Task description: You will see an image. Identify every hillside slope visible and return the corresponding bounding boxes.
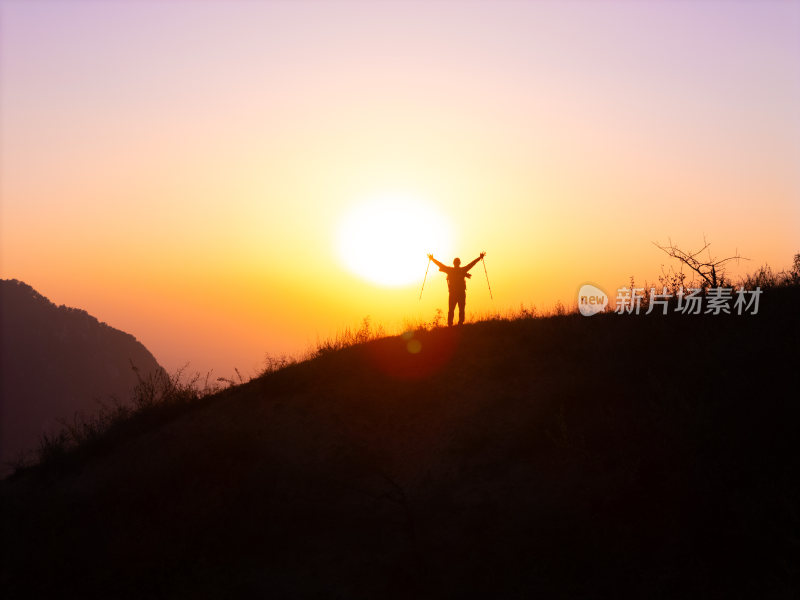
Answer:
[0,280,163,472]
[2,289,799,598]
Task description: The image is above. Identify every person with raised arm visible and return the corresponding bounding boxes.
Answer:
[427,252,486,326]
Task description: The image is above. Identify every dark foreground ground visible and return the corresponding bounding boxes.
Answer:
[2,288,799,599]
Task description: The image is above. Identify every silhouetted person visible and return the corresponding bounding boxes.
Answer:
[427,252,486,326]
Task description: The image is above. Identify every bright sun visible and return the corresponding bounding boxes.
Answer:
[337,194,453,287]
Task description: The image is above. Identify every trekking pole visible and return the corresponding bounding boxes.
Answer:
[481,253,493,300]
[419,257,431,300]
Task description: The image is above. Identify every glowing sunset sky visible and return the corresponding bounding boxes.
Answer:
[2,0,798,377]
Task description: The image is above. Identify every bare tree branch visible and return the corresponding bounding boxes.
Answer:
[653,238,749,288]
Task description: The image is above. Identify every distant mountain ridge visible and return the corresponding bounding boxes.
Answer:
[0,279,163,471]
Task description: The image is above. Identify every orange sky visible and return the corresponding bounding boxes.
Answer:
[2,1,798,377]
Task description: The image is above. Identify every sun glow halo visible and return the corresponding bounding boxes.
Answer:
[337,195,452,287]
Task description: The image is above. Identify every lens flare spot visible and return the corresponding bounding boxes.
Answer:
[406,339,422,354]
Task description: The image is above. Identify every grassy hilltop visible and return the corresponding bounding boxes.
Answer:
[2,287,799,599]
